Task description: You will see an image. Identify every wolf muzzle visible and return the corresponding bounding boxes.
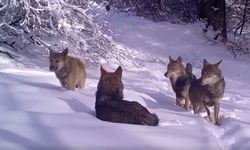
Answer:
[164,72,169,78]
[49,65,57,71]
[201,77,207,86]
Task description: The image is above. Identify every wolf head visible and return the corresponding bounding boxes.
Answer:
[201,59,223,86]
[97,66,124,101]
[164,56,185,78]
[100,66,122,80]
[185,63,193,75]
[49,48,68,72]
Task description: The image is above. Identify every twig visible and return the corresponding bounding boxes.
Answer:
[2,41,18,51]
[0,50,16,59]
[239,0,248,35]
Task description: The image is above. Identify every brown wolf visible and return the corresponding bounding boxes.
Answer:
[95,66,159,126]
[189,59,225,125]
[49,48,86,90]
[164,56,195,110]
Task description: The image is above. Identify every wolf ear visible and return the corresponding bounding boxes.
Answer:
[62,48,69,57]
[215,59,222,68]
[100,66,107,76]
[49,49,54,56]
[169,56,173,62]
[177,56,182,63]
[203,59,209,66]
[115,66,122,78]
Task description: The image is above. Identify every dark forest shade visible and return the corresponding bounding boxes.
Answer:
[197,0,227,40]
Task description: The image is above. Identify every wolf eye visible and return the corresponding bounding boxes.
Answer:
[56,60,59,63]
[206,72,211,77]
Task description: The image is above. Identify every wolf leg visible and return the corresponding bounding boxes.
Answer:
[79,76,86,89]
[214,103,220,125]
[184,96,191,110]
[176,96,185,108]
[65,77,76,90]
[67,83,75,90]
[58,79,65,87]
[204,104,212,122]
[175,96,181,107]
[193,103,199,114]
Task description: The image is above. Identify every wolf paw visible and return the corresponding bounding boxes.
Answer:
[61,87,67,91]
[184,105,191,111]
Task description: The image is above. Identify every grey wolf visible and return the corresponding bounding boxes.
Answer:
[95,66,159,126]
[189,59,225,125]
[49,48,86,90]
[164,56,195,110]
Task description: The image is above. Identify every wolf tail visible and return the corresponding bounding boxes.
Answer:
[95,99,159,126]
[185,63,196,80]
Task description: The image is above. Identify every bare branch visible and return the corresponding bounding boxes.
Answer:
[0,50,16,59]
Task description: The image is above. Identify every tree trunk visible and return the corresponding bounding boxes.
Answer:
[197,0,227,40]
[239,0,249,35]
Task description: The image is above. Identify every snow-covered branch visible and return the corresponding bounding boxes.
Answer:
[0,0,139,66]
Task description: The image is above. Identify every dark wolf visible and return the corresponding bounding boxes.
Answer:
[164,56,195,110]
[95,66,159,126]
[189,59,225,125]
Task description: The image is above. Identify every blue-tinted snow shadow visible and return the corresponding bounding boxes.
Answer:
[0,128,45,150]
[123,74,186,112]
[0,113,70,150]
[220,117,250,149]
[27,113,70,150]
[125,82,185,112]
[60,97,96,116]
[0,72,61,91]
[24,81,61,91]
[140,91,185,112]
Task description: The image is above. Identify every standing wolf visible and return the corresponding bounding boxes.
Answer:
[95,66,159,126]
[49,48,86,90]
[189,59,225,125]
[164,56,195,110]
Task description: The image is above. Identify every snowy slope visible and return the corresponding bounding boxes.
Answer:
[0,4,250,150]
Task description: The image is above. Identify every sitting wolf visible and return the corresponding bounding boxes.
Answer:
[189,59,225,125]
[95,66,159,126]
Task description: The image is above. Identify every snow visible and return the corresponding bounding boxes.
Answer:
[0,4,250,150]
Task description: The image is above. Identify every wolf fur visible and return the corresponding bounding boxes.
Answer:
[186,63,196,80]
[95,66,159,126]
[189,59,225,125]
[164,56,195,110]
[49,48,86,90]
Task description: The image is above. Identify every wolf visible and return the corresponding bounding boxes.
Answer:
[164,56,195,110]
[185,63,196,80]
[95,66,159,126]
[189,59,225,125]
[49,48,86,90]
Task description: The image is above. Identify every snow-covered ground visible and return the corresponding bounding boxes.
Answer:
[0,4,250,150]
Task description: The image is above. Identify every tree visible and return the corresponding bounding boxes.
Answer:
[100,0,197,22]
[0,0,141,67]
[197,0,227,40]
[226,0,250,57]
